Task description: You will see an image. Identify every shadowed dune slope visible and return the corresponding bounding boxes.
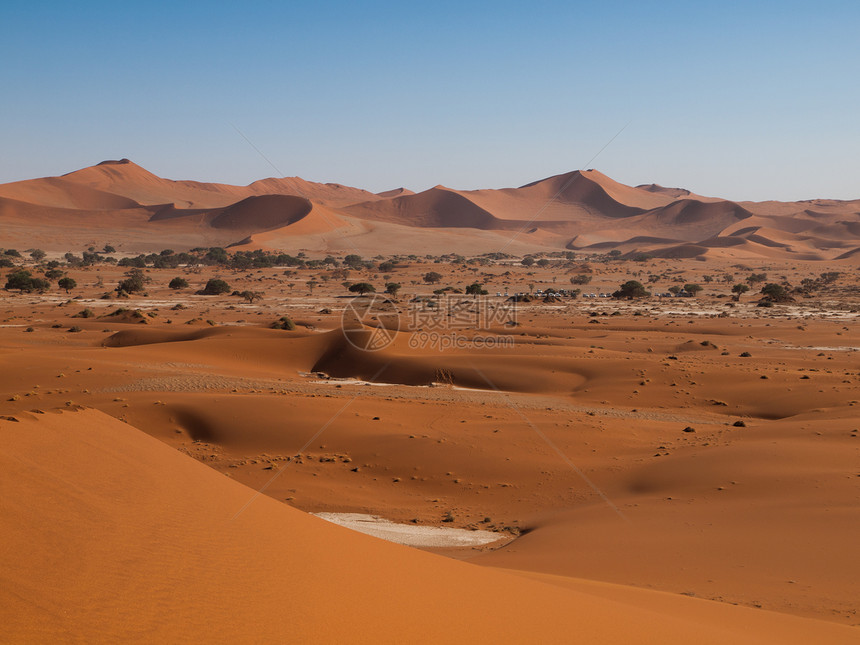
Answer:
[2,408,856,644]
[519,169,668,212]
[208,194,313,230]
[343,186,514,229]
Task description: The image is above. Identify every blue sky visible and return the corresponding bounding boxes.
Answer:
[2,1,858,200]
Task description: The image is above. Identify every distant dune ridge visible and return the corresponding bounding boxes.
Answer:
[0,159,858,259]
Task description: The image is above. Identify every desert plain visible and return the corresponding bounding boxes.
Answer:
[1,160,859,643]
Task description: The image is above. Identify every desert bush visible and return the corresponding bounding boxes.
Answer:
[200,278,231,295]
[4,269,50,293]
[759,283,793,303]
[117,268,147,294]
[612,280,650,299]
[684,283,703,296]
[240,290,264,303]
[348,282,375,295]
[272,316,296,330]
[423,271,442,284]
[58,277,77,293]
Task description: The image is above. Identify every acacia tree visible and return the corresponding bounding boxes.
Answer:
[241,290,264,303]
[423,271,442,284]
[760,283,793,303]
[684,283,703,296]
[385,282,401,297]
[58,277,77,294]
[348,282,375,295]
[5,269,49,292]
[612,280,650,299]
[200,278,230,295]
[465,282,488,295]
[117,268,148,294]
[731,283,750,299]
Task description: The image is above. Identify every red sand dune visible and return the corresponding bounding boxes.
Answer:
[2,408,856,643]
[0,159,859,259]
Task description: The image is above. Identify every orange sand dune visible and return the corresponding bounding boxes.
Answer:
[1,261,859,637]
[522,169,682,210]
[375,187,415,198]
[5,408,855,643]
[60,159,246,209]
[0,411,855,643]
[60,159,382,210]
[2,159,859,257]
[209,194,313,230]
[0,176,142,210]
[247,176,381,208]
[344,185,514,229]
[633,199,752,237]
[474,422,860,625]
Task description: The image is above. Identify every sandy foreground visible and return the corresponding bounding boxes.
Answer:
[1,408,857,644]
[0,253,858,643]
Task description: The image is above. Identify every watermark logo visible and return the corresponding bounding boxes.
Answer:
[341,294,400,351]
[342,294,517,352]
[408,330,516,351]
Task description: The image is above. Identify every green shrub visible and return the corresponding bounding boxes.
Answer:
[201,278,230,295]
[272,316,296,331]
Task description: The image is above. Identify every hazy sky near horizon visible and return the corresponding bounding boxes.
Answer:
[2,1,858,201]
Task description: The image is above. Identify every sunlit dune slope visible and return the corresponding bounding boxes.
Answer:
[4,409,855,643]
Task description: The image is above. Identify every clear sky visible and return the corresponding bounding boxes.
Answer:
[2,0,858,201]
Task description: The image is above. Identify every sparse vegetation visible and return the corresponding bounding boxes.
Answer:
[240,290,264,303]
[612,280,650,299]
[4,269,50,293]
[348,282,375,295]
[271,316,296,330]
[58,277,77,294]
[201,278,231,295]
[465,282,488,295]
[423,271,442,284]
[117,268,148,294]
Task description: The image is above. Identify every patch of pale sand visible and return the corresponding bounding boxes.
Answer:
[312,512,503,547]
